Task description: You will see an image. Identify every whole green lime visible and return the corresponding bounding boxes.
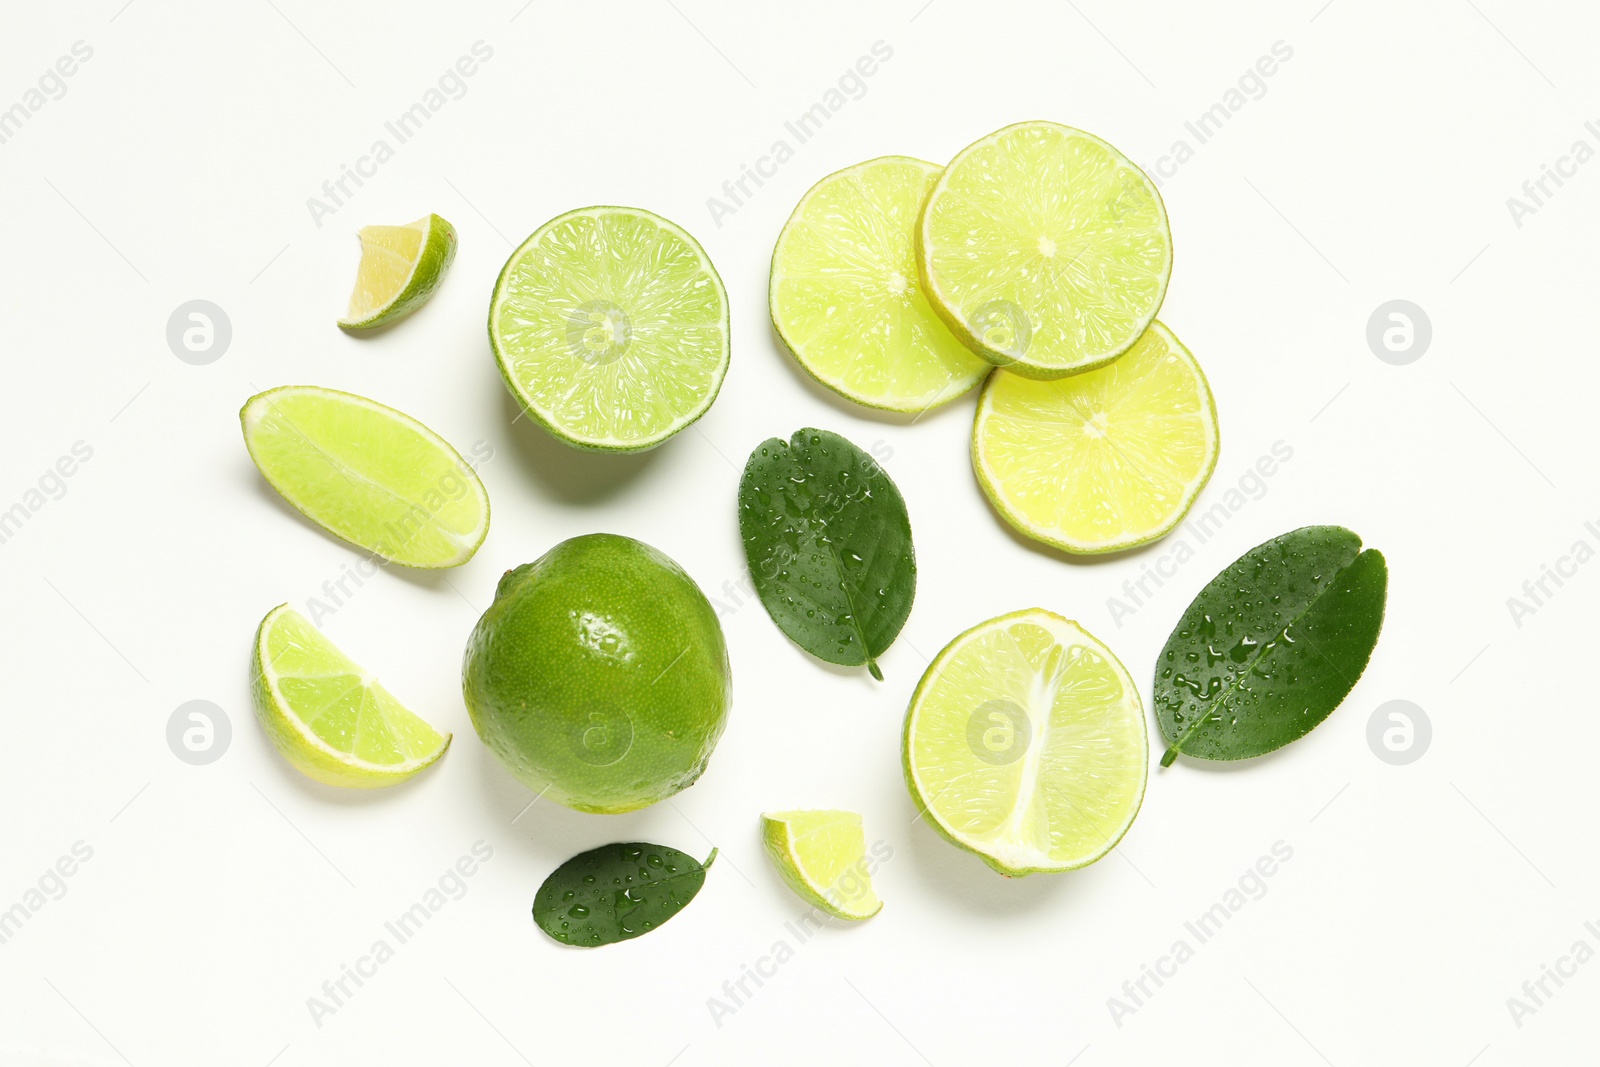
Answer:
[462,533,732,813]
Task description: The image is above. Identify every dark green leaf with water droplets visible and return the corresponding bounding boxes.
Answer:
[738,428,916,680]
[1155,525,1386,766]
[533,842,716,947]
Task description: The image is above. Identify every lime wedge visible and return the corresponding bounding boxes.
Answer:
[770,157,990,412]
[251,605,450,787]
[760,810,882,919]
[918,121,1171,379]
[903,609,1147,876]
[972,321,1218,554]
[338,214,457,330]
[490,206,729,452]
[241,385,489,568]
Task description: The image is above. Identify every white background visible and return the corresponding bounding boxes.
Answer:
[0,1,1594,1064]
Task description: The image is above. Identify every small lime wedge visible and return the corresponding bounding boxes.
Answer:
[918,121,1171,379]
[490,206,729,452]
[241,385,489,568]
[972,321,1218,554]
[338,213,457,330]
[760,810,882,919]
[770,157,990,412]
[903,609,1147,876]
[252,605,450,787]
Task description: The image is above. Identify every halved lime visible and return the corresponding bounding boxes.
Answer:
[338,214,457,330]
[760,810,882,919]
[252,605,450,787]
[918,121,1171,379]
[489,206,729,452]
[770,157,990,412]
[903,609,1146,876]
[972,321,1218,554]
[241,385,489,568]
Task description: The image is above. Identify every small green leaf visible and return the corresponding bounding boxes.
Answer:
[533,842,716,947]
[738,428,916,680]
[1154,525,1387,765]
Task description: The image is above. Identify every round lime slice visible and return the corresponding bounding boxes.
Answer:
[918,121,1172,379]
[252,605,451,788]
[338,213,457,330]
[770,157,990,412]
[972,320,1218,554]
[489,206,730,452]
[903,609,1147,876]
[760,810,882,920]
[241,385,489,568]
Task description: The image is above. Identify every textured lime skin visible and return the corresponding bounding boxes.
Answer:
[339,213,457,331]
[462,534,732,813]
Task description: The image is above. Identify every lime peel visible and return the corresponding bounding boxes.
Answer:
[339,213,457,330]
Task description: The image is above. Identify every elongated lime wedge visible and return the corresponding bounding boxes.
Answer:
[903,609,1147,876]
[339,214,457,330]
[490,206,729,452]
[972,321,1218,554]
[252,605,450,787]
[770,157,990,412]
[241,385,489,568]
[918,121,1171,379]
[760,810,882,920]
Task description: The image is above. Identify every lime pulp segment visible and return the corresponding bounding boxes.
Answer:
[972,321,1218,554]
[770,157,990,412]
[252,605,450,787]
[903,609,1147,875]
[340,213,457,330]
[241,385,490,569]
[490,206,730,452]
[761,810,882,919]
[918,121,1172,379]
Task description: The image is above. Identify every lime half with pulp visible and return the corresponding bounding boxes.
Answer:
[903,608,1147,876]
[490,206,730,452]
[918,121,1171,379]
[252,605,450,787]
[771,157,989,412]
[972,320,1218,554]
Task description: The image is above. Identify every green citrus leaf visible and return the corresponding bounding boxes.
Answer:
[1154,525,1387,765]
[533,842,716,948]
[737,428,916,680]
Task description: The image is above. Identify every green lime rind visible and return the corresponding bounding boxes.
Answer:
[489,205,731,453]
[760,810,882,920]
[241,385,490,569]
[971,321,1219,556]
[918,121,1172,380]
[902,608,1148,877]
[338,213,457,331]
[251,604,450,788]
[770,156,990,413]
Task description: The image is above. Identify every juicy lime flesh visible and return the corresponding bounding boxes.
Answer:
[921,122,1171,375]
[975,321,1217,553]
[763,810,881,917]
[462,534,731,813]
[906,611,1146,874]
[257,607,447,773]
[347,219,424,320]
[242,386,488,568]
[771,157,989,411]
[491,208,729,450]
